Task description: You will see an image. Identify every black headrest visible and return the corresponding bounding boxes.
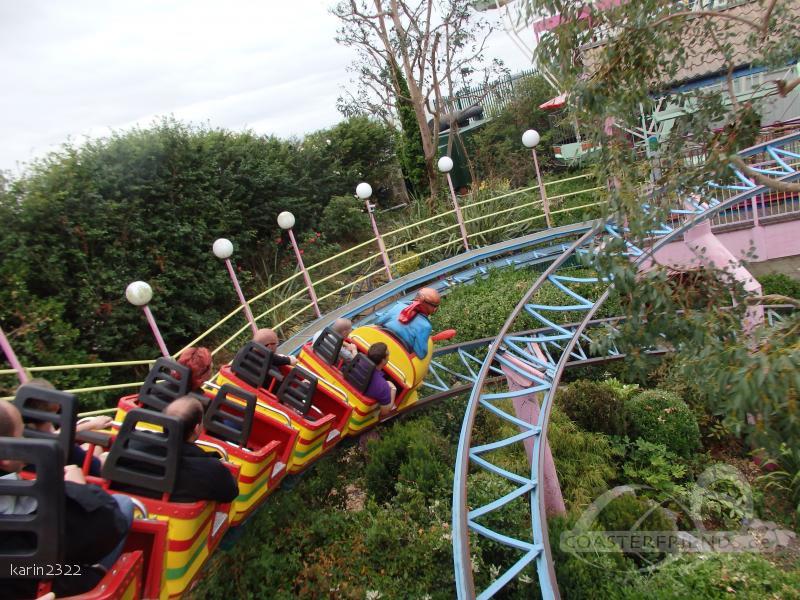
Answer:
[14,385,77,465]
[0,438,65,565]
[203,384,257,447]
[276,367,318,417]
[231,342,273,389]
[138,358,191,412]
[102,408,183,495]
[312,327,344,366]
[342,353,377,395]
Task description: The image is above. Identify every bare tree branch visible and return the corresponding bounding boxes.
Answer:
[728,155,800,193]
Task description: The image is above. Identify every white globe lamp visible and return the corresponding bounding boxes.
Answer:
[125,281,153,306]
[356,182,373,199]
[212,238,234,259]
[277,211,296,230]
[522,129,541,148]
[438,156,454,173]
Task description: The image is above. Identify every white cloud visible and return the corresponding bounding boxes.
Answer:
[1,0,537,174]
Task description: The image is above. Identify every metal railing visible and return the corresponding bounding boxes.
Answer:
[2,137,796,405]
[0,173,603,403]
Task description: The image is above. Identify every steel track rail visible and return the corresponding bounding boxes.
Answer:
[451,131,800,600]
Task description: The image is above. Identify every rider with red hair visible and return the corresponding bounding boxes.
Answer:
[374,287,441,359]
[177,346,213,392]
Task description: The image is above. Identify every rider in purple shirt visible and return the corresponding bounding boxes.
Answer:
[364,343,397,417]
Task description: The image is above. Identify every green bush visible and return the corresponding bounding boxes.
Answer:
[547,512,638,599]
[556,380,626,436]
[319,195,371,243]
[596,492,675,566]
[549,407,619,508]
[616,553,800,600]
[625,390,701,458]
[393,250,421,277]
[364,417,453,504]
[621,438,689,498]
[757,272,800,299]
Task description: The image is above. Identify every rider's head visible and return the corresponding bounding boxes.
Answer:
[416,287,441,316]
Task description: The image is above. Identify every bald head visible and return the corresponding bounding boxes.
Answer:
[253,328,278,349]
[416,287,441,316]
[332,318,353,338]
[0,401,23,439]
[164,396,204,442]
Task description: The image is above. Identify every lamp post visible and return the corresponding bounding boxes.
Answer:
[126,280,170,358]
[438,156,470,251]
[357,182,393,281]
[0,326,29,384]
[213,238,257,336]
[522,129,552,229]
[278,211,321,318]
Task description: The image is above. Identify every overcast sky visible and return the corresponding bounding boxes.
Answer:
[0,0,537,175]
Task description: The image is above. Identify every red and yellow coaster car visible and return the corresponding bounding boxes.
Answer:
[100,408,238,600]
[112,358,299,526]
[297,324,455,433]
[213,342,352,474]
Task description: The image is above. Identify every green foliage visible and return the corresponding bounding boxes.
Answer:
[431,265,615,343]
[1,116,401,403]
[556,380,626,436]
[319,195,371,243]
[686,463,754,530]
[549,407,619,509]
[602,377,640,401]
[595,492,675,566]
[547,512,638,599]
[468,75,556,186]
[625,390,700,458]
[301,116,400,206]
[759,443,800,519]
[616,553,800,600]
[758,272,800,300]
[392,250,421,277]
[620,439,689,497]
[394,64,427,197]
[364,417,453,504]
[431,267,536,341]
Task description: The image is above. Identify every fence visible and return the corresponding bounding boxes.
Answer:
[440,69,540,117]
[2,138,797,407]
[0,172,602,405]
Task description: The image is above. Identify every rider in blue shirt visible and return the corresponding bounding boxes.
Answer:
[374,287,441,359]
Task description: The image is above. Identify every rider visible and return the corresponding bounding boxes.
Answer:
[374,287,441,359]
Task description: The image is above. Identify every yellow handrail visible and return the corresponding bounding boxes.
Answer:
[381,208,458,239]
[2,176,606,409]
[385,222,463,253]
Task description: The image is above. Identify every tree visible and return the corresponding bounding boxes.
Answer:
[0,117,394,395]
[467,74,555,186]
[526,0,800,500]
[333,0,498,204]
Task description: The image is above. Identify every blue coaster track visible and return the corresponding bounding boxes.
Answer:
[451,132,800,600]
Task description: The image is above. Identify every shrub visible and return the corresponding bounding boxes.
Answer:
[393,250,420,277]
[757,272,800,299]
[595,492,676,566]
[548,407,619,508]
[625,389,701,458]
[602,378,640,401]
[556,380,626,436]
[616,553,800,600]
[319,195,371,242]
[547,512,638,599]
[364,417,452,504]
[621,438,689,498]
